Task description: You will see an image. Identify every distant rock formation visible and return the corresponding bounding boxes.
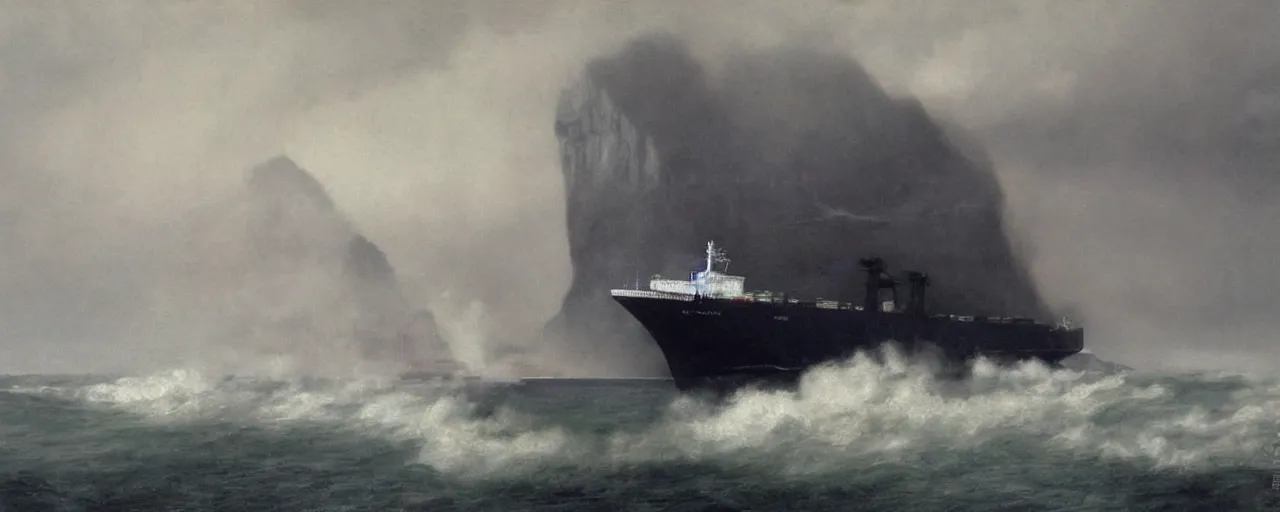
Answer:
[546,34,1047,375]
[237,156,460,375]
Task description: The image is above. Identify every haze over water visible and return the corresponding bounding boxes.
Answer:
[3,1,1279,510]
[2,0,1277,377]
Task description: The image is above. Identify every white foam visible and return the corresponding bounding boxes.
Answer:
[51,348,1280,477]
[628,349,1280,473]
[78,369,220,417]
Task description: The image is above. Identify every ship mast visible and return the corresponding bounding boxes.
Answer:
[704,241,730,273]
[705,241,716,274]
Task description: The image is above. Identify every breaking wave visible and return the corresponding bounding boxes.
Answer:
[30,348,1280,479]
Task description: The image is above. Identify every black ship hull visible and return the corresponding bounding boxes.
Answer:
[614,295,1084,392]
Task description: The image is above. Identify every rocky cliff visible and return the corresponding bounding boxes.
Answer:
[237,156,460,374]
[547,35,1047,376]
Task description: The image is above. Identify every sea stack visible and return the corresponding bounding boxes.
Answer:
[240,156,460,375]
[546,34,1046,375]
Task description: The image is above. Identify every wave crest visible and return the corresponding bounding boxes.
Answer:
[44,349,1280,477]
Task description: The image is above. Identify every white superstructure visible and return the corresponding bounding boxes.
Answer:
[612,241,746,300]
[609,240,866,310]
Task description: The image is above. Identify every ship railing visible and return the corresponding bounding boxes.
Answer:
[981,316,1038,325]
[609,289,696,301]
[933,314,1041,325]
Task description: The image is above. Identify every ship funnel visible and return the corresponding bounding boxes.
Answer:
[906,271,929,317]
[860,257,897,312]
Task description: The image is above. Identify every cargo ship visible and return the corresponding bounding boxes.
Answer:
[610,241,1084,391]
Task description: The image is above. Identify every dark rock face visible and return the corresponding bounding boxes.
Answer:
[241,156,459,374]
[548,35,1047,376]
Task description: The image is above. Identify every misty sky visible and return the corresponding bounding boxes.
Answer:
[0,0,1276,375]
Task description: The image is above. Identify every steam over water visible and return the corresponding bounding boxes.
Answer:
[3,349,1280,510]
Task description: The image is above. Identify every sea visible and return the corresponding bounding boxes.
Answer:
[3,350,1280,511]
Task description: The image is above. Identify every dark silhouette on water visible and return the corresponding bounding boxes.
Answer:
[611,241,1084,392]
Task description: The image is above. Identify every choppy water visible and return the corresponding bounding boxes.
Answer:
[3,350,1280,511]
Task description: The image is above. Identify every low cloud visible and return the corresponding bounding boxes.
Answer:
[0,0,1274,375]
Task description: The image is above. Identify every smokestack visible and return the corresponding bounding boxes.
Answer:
[859,257,885,312]
[906,271,929,317]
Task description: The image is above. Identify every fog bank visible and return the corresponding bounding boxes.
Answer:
[1,1,1275,375]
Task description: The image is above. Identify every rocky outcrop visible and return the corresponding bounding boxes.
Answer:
[547,35,1047,375]
[542,69,670,375]
[238,156,460,374]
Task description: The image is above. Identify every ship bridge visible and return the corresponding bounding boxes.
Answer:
[612,241,745,300]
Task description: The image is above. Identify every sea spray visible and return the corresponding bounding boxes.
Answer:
[44,349,1280,478]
